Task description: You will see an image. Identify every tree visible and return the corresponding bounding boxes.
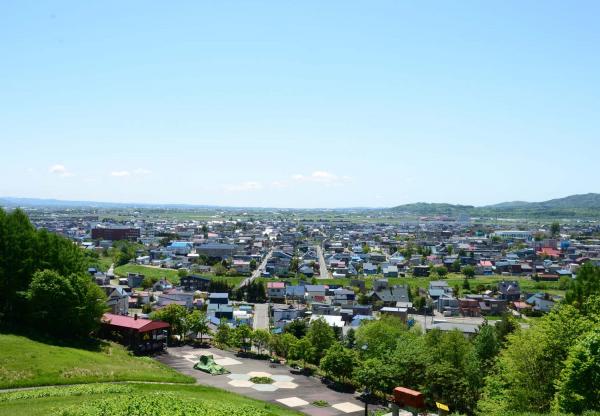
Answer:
[186,310,211,343]
[245,280,266,303]
[495,313,518,345]
[306,317,336,362]
[473,323,499,370]
[252,329,271,355]
[424,329,481,415]
[0,209,88,326]
[553,328,600,414]
[354,357,391,395]
[386,330,429,392]
[284,319,308,338]
[320,343,357,382]
[270,333,297,358]
[288,337,315,368]
[141,276,158,289]
[462,277,471,291]
[478,305,591,414]
[345,327,356,348]
[151,304,188,339]
[233,324,253,352]
[565,262,600,307]
[213,263,227,276]
[208,279,232,294]
[355,315,407,359]
[462,265,476,278]
[550,221,560,237]
[27,270,107,338]
[433,266,448,278]
[214,319,231,347]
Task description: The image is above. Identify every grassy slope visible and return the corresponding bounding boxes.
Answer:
[0,383,302,416]
[0,334,194,388]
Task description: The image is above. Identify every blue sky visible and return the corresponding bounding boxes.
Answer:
[1,1,599,208]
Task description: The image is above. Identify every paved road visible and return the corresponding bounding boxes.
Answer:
[253,303,270,331]
[158,345,372,416]
[238,249,273,288]
[315,245,329,279]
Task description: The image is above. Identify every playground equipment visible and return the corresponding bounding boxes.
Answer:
[193,354,230,375]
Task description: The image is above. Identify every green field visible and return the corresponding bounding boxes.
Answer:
[114,264,246,287]
[0,382,302,416]
[259,273,565,296]
[114,263,181,283]
[0,334,194,389]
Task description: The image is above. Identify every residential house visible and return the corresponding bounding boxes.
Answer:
[180,274,211,292]
[101,286,129,315]
[428,280,453,300]
[267,281,286,301]
[127,273,145,288]
[498,281,521,301]
[369,285,409,307]
[157,290,194,309]
[383,264,399,278]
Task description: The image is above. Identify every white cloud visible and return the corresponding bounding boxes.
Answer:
[110,168,151,177]
[270,181,288,188]
[49,164,73,177]
[291,170,350,185]
[223,181,263,192]
[133,168,152,175]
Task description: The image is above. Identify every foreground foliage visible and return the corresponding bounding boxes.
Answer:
[0,383,301,416]
[54,392,271,416]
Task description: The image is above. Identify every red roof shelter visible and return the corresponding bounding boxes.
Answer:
[101,313,169,354]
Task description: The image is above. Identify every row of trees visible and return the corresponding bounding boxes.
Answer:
[0,209,106,338]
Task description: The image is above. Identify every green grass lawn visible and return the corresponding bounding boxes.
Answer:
[0,334,194,389]
[114,263,181,283]
[114,263,246,287]
[0,383,302,416]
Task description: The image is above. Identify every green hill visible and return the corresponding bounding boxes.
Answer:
[391,193,600,218]
[0,334,194,389]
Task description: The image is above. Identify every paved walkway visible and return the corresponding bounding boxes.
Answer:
[253,303,270,331]
[157,345,368,416]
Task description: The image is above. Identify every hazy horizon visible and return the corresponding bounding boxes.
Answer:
[2,1,599,208]
[1,192,596,210]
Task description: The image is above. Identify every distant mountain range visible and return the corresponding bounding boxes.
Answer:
[2,193,600,218]
[391,193,600,218]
